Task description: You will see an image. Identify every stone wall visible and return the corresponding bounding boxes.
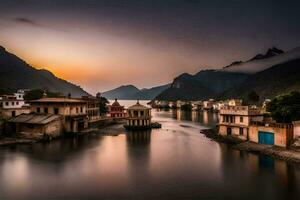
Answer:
[218,125,247,141]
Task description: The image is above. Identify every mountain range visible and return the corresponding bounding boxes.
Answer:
[104,47,300,102]
[0,46,89,97]
[102,84,171,100]
[158,47,300,101]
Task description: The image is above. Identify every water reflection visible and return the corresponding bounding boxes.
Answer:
[0,107,299,199]
[172,109,219,127]
[126,131,151,145]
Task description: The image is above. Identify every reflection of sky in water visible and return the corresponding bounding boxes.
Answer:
[0,101,299,199]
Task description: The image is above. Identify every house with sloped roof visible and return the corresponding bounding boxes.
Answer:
[8,114,63,139]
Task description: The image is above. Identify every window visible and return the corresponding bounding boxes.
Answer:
[5,102,9,106]
[37,107,40,113]
[239,128,244,135]
[240,117,243,123]
[76,107,79,113]
[12,111,16,117]
[80,107,83,113]
[12,102,15,106]
[44,107,48,114]
[54,108,59,114]
[16,102,19,105]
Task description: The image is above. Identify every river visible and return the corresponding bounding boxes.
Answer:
[0,100,299,200]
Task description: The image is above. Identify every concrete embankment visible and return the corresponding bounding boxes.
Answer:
[0,138,36,146]
[0,119,126,146]
[200,129,300,164]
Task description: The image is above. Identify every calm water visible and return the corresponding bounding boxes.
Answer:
[0,100,299,200]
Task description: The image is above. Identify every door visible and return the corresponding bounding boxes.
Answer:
[258,131,274,145]
[227,127,232,135]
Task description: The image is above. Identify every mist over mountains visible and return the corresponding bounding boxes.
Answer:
[104,47,300,101]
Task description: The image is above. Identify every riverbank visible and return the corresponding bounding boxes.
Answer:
[200,129,300,164]
[0,119,126,146]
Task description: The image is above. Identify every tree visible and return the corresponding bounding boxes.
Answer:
[266,91,300,123]
[180,103,192,111]
[248,90,260,103]
[98,97,109,115]
[24,89,63,100]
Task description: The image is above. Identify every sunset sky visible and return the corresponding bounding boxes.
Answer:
[1,0,300,94]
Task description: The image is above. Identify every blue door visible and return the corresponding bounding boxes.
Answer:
[258,131,274,145]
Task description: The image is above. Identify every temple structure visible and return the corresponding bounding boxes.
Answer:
[124,101,151,130]
[108,99,125,118]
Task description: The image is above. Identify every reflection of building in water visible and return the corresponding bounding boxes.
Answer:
[203,110,209,124]
[126,130,151,145]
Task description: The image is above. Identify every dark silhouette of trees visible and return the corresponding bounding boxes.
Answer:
[267,91,300,123]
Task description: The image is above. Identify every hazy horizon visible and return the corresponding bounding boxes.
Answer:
[1,0,300,94]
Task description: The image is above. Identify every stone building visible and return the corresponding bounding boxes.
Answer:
[203,99,215,110]
[29,98,88,133]
[124,101,151,130]
[108,99,125,118]
[218,106,264,140]
[8,114,63,139]
[0,91,30,120]
[227,99,243,107]
[249,121,294,147]
[81,95,100,121]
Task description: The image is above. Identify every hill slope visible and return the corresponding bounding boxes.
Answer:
[102,84,171,100]
[0,46,89,97]
[156,47,300,101]
[221,58,300,101]
[101,85,140,100]
[156,71,248,101]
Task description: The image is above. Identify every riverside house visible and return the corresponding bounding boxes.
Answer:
[218,105,264,140]
[293,121,300,138]
[0,91,30,120]
[29,98,88,133]
[81,95,100,122]
[8,114,63,139]
[108,99,126,118]
[203,99,215,110]
[249,121,294,147]
[124,101,151,130]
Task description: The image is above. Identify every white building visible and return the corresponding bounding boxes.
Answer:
[227,99,243,107]
[203,99,215,110]
[0,91,30,119]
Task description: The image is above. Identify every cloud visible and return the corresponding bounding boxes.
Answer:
[13,17,42,27]
[12,17,66,32]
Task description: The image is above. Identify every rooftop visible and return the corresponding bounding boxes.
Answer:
[30,98,86,104]
[127,101,150,110]
[112,99,121,107]
[8,114,61,124]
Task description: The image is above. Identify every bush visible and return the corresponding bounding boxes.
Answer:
[266,91,300,123]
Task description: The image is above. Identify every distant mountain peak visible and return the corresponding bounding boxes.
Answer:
[223,61,243,69]
[0,46,6,52]
[250,47,284,61]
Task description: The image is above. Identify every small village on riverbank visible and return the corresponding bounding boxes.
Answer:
[152,96,300,162]
[0,90,163,145]
[1,88,300,163]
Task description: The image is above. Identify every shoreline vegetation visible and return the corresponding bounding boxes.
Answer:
[200,128,300,164]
